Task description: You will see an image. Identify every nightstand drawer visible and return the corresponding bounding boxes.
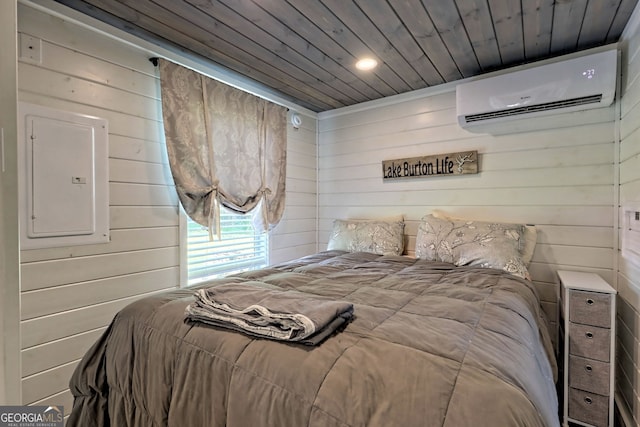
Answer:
[568,323,611,362]
[569,355,610,395]
[568,387,608,427]
[569,290,611,328]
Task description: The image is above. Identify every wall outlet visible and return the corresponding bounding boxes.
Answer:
[19,33,41,64]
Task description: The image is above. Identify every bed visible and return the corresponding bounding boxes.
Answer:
[67,215,559,427]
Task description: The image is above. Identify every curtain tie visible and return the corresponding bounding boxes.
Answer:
[258,187,272,197]
[207,183,221,241]
[257,186,271,232]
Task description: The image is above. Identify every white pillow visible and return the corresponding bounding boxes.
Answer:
[431,210,537,265]
[415,214,530,280]
[327,218,405,256]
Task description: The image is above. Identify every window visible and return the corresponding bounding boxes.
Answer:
[186,208,268,286]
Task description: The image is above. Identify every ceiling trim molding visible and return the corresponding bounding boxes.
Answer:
[19,0,318,117]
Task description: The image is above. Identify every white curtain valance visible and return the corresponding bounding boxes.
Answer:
[158,59,287,238]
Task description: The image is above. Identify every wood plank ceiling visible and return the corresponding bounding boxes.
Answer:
[54,0,639,112]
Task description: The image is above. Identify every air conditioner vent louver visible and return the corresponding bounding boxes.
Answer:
[463,94,603,123]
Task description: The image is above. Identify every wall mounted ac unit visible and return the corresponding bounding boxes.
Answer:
[456,48,617,128]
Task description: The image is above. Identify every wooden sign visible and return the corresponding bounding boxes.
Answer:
[382,150,478,180]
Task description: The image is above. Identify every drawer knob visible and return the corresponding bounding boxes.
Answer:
[584,397,593,405]
[585,331,594,339]
[585,365,593,372]
[586,298,594,305]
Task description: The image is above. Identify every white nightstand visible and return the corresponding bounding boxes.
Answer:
[558,270,616,427]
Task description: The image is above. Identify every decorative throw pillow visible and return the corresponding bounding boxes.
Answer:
[327,219,405,256]
[431,210,537,265]
[415,214,530,279]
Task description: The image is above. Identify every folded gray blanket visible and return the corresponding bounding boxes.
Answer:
[185,283,354,345]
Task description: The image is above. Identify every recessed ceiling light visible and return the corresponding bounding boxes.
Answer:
[355,57,378,71]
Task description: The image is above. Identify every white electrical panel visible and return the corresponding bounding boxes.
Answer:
[623,205,640,268]
[29,116,95,237]
[19,103,109,249]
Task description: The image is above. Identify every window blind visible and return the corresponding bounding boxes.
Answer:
[187,209,268,285]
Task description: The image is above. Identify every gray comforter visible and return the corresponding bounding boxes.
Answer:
[68,251,559,427]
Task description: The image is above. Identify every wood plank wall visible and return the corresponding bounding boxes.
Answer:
[317,82,618,347]
[270,112,318,264]
[617,21,640,426]
[15,3,317,411]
